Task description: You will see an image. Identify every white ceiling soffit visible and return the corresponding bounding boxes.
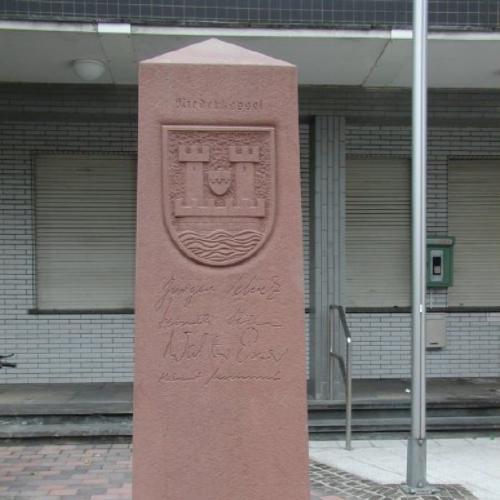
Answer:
[132,28,390,86]
[2,21,500,88]
[365,30,500,88]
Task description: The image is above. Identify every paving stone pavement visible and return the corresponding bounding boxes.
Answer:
[0,441,477,499]
[309,461,477,500]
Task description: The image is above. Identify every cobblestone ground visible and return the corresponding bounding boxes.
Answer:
[309,461,477,500]
[0,441,477,499]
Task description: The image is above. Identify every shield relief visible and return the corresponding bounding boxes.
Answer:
[207,169,232,196]
[161,126,275,266]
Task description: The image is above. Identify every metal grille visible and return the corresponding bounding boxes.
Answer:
[1,1,499,30]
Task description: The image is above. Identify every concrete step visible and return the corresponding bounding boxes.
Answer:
[0,380,498,438]
[0,415,132,438]
[1,401,500,438]
[309,400,500,434]
[310,416,500,433]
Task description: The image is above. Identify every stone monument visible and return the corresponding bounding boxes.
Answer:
[133,38,309,499]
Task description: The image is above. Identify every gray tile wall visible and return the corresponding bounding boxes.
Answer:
[1,84,499,382]
[0,85,137,382]
[345,125,500,378]
[300,86,500,379]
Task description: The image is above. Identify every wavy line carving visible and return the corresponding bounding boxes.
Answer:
[178,229,263,264]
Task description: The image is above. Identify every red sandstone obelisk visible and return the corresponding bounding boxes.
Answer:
[133,38,309,500]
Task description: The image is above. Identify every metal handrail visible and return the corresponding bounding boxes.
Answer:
[0,353,16,369]
[329,305,352,450]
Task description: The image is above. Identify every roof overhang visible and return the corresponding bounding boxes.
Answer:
[2,21,500,88]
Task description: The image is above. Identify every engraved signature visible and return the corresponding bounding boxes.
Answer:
[155,276,215,316]
[159,313,213,328]
[204,367,281,385]
[159,370,203,382]
[236,327,288,364]
[159,367,281,384]
[162,331,210,362]
[162,327,286,365]
[226,307,282,328]
[154,274,288,385]
[227,274,281,300]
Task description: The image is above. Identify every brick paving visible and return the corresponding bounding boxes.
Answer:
[309,461,477,500]
[0,440,477,500]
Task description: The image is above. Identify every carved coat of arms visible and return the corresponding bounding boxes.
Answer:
[162,126,275,266]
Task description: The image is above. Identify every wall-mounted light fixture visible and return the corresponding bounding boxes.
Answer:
[72,59,106,81]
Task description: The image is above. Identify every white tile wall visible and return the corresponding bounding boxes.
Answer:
[300,86,500,379]
[1,84,499,382]
[0,85,137,382]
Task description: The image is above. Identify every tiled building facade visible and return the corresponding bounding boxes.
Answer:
[1,82,499,385]
[1,2,499,400]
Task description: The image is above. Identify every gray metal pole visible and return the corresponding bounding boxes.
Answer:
[403,0,433,494]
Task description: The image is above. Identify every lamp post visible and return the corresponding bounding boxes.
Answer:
[402,0,436,494]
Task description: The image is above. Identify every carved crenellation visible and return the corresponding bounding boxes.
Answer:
[174,143,264,218]
[229,145,259,163]
[178,145,210,163]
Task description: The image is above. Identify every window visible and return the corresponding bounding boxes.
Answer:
[35,154,136,310]
[448,160,500,306]
[346,158,411,307]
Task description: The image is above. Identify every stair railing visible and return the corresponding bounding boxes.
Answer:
[329,305,352,450]
[0,353,16,369]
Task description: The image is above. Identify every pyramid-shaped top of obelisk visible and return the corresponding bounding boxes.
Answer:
[142,38,293,67]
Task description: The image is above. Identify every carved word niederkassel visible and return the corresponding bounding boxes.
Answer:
[175,97,264,112]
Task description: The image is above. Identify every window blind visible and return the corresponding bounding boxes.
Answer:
[448,160,500,306]
[346,157,411,307]
[35,155,136,310]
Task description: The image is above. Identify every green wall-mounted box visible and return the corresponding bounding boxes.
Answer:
[427,236,454,288]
